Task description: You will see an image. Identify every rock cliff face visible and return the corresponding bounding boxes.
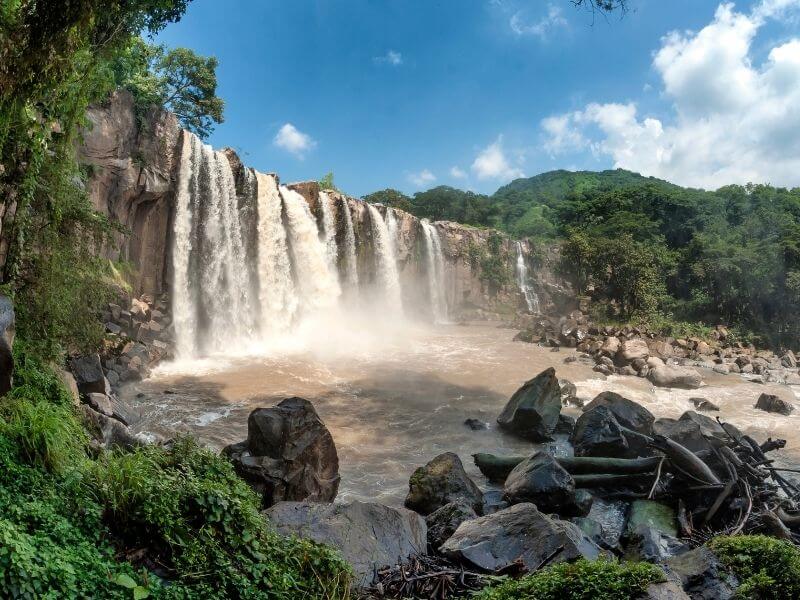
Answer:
[77,92,567,318]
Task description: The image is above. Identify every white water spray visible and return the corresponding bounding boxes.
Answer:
[318,191,339,278]
[255,172,298,332]
[421,220,448,323]
[515,241,540,313]
[367,204,403,313]
[341,197,359,289]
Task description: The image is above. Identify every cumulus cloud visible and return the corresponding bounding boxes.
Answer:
[408,169,436,187]
[471,136,525,181]
[374,50,403,66]
[449,166,467,179]
[510,5,567,39]
[540,0,800,189]
[273,123,316,159]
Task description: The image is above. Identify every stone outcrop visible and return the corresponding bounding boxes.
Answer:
[503,452,582,516]
[405,452,484,516]
[224,398,340,508]
[496,367,562,441]
[265,500,426,587]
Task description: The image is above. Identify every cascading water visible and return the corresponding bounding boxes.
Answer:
[341,197,359,289]
[255,172,298,333]
[281,187,341,312]
[318,191,339,278]
[171,132,256,357]
[421,220,448,323]
[367,204,403,313]
[515,241,540,313]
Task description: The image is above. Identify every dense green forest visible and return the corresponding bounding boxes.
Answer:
[365,171,800,348]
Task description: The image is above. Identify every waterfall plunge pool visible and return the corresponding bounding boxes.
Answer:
[119,321,800,506]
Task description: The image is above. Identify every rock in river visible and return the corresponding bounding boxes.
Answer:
[497,367,562,442]
[755,393,795,416]
[223,397,340,508]
[583,391,655,435]
[265,501,426,587]
[425,500,478,550]
[503,452,582,517]
[648,365,703,389]
[440,503,603,572]
[405,452,484,515]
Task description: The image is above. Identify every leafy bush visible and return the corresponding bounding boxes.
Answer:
[469,559,663,600]
[709,535,800,599]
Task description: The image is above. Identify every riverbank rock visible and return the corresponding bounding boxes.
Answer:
[497,367,562,441]
[755,393,795,415]
[70,354,110,395]
[648,365,703,389]
[425,501,478,550]
[0,295,14,396]
[583,391,655,435]
[223,397,340,508]
[405,452,484,515]
[503,452,581,516]
[439,503,603,571]
[665,547,738,599]
[265,501,426,587]
[572,405,633,458]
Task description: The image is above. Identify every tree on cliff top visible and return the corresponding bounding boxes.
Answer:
[112,38,224,139]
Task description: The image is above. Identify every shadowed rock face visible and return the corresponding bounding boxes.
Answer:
[224,397,340,508]
[497,367,562,441]
[0,295,14,396]
[405,452,484,516]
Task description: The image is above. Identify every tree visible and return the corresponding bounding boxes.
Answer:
[363,188,413,212]
[319,172,340,192]
[113,38,223,139]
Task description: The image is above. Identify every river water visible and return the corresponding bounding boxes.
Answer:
[120,322,800,506]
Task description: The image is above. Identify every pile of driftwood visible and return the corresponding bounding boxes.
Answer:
[363,554,502,600]
[475,418,800,543]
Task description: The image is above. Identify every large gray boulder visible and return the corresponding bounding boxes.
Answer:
[425,501,478,550]
[265,501,426,587]
[648,365,702,389]
[503,452,580,516]
[70,353,110,395]
[583,391,655,435]
[0,295,14,396]
[223,397,340,508]
[405,452,483,515]
[497,367,562,441]
[571,405,642,458]
[440,503,603,572]
[755,393,795,416]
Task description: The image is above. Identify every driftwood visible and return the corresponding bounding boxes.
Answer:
[650,434,721,486]
[472,453,662,482]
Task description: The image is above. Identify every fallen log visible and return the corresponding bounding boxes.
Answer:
[473,453,663,482]
[572,473,654,488]
[650,434,721,486]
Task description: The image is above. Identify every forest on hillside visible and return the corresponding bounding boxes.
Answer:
[365,172,800,349]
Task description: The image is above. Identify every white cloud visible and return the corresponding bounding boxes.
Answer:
[540,0,800,189]
[449,166,467,179]
[374,50,403,66]
[408,169,436,187]
[510,5,567,39]
[273,123,316,159]
[471,136,525,181]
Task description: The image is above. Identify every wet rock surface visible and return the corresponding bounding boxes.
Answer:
[405,452,484,516]
[496,367,562,442]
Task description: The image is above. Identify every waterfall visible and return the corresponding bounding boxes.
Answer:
[171,132,256,357]
[255,172,298,332]
[515,241,540,313]
[341,197,359,289]
[281,186,341,312]
[367,204,403,313]
[318,191,339,278]
[421,220,448,323]
[386,207,400,257]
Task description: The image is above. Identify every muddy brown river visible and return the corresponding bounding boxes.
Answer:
[120,322,800,506]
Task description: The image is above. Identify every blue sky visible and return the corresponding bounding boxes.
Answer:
[156,0,800,196]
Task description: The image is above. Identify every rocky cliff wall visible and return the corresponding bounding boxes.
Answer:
[78,91,569,318]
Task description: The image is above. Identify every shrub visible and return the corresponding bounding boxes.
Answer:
[709,534,800,599]
[469,559,663,600]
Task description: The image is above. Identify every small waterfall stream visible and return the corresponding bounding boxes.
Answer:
[340,197,359,290]
[515,241,540,313]
[318,191,339,278]
[367,204,403,313]
[421,220,448,323]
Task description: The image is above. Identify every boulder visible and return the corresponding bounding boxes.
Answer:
[665,547,738,599]
[265,501,426,587]
[405,452,483,515]
[503,452,580,516]
[639,580,690,600]
[497,367,562,441]
[425,501,478,550]
[755,393,795,416]
[781,350,797,368]
[464,418,488,431]
[652,418,710,454]
[58,369,80,405]
[624,525,689,563]
[618,338,650,364]
[69,354,110,395]
[78,404,142,450]
[440,503,603,572]
[572,405,639,458]
[679,411,737,443]
[223,397,340,508]
[85,392,113,417]
[600,336,621,356]
[648,365,702,389]
[554,413,576,435]
[690,397,719,412]
[583,391,655,435]
[0,296,13,396]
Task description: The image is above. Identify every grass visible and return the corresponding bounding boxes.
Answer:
[709,535,800,599]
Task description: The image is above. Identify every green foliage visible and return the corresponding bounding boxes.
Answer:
[363,188,412,212]
[469,558,662,600]
[406,186,498,226]
[112,38,224,139]
[709,535,800,599]
[0,350,353,599]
